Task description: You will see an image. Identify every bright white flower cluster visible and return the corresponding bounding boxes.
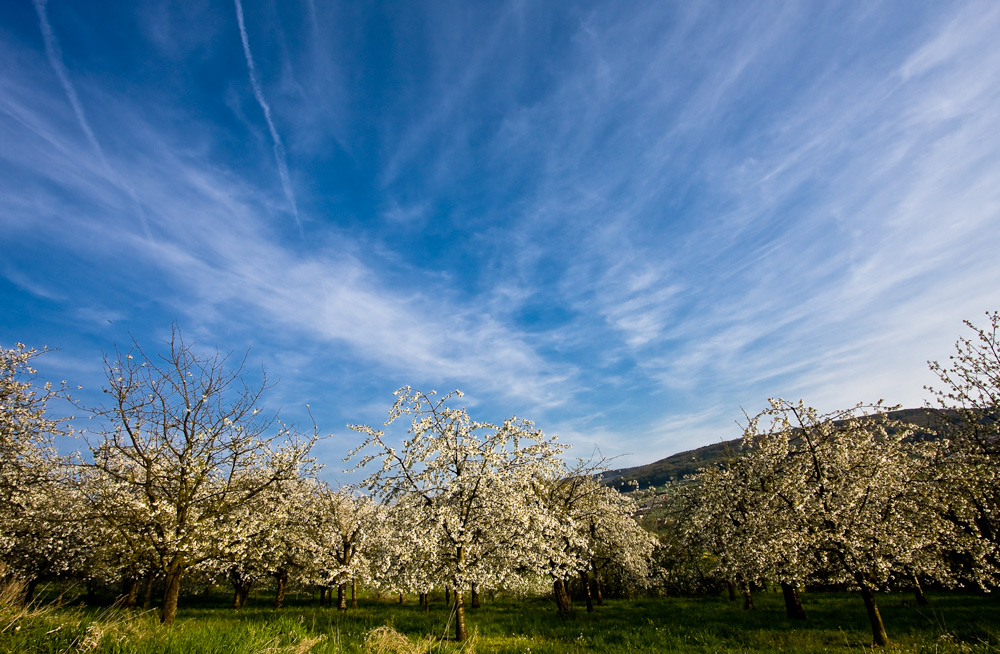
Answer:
[78,328,318,624]
[0,343,79,598]
[346,387,655,638]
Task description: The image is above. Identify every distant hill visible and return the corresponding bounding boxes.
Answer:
[601,407,948,492]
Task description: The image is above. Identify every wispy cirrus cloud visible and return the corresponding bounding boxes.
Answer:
[439,1,1000,456]
[3,0,1000,473]
[0,54,576,420]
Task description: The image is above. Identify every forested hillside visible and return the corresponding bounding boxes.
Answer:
[602,408,953,491]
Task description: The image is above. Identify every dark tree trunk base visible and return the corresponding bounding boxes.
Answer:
[273,569,288,610]
[912,575,929,606]
[592,565,604,606]
[553,578,572,615]
[781,582,807,621]
[580,570,593,613]
[122,577,140,609]
[161,568,184,626]
[857,578,889,647]
[142,574,155,611]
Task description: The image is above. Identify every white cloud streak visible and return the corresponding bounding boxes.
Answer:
[31,0,151,240]
[233,0,301,231]
[31,0,107,176]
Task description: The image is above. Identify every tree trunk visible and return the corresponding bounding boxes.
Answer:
[592,562,604,606]
[856,576,889,647]
[142,573,155,610]
[351,578,358,609]
[160,562,184,626]
[471,583,480,609]
[912,575,928,606]
[780,582,806,620]
[455,589,468,641]
[319,586,327,606]
[445,585,450,605]
[122,576,140,609]
[273,568,288,610]
[580,570,594,613]
[727,579,737,602]
[337,583,347,612]
[741,584,754,611]
[231,576,251,609]
[398,590,404,604]
[23,578,39,605]
[553,578,572,615]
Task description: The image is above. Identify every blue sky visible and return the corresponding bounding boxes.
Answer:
[3,1,999,482]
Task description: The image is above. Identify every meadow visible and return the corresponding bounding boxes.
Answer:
[3,585,998,654]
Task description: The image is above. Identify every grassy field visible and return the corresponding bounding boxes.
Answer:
[3,586,998,653]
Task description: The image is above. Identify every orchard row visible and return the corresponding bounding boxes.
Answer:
[2,313,998,646]
[0,330,654,642]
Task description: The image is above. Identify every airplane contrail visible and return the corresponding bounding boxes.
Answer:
[234,0,302,232]
[33,0,110,174]
[32,0,152,240]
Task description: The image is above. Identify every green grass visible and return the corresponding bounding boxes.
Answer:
[3,587,998,653]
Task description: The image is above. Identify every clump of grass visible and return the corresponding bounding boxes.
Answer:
[0,577,30,630]
[264,633,327,654]
[364,625,436,654]
[1,576,141,653]
[361,623,481,654]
